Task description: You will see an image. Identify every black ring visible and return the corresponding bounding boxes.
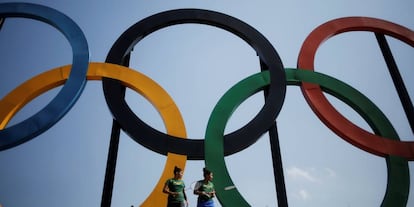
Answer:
[103,9,286,160]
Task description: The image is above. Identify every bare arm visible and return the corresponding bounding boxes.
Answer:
[183,189,188,201]
[163,183,177,196]
[162,183,170,194]
[193,181,201,195]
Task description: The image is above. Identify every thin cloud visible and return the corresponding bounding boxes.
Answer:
[286,166,338,202]
[324,167,337,178]
[298,189,311,200]
[290,188,312,201]
[286,166,318,182]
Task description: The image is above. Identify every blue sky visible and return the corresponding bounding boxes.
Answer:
[0,0,413,206]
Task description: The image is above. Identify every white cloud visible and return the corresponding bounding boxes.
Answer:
[286,166,338,183]
[324,167,337,178]
[286,166,318,182]
[298,189,311,200]
[290,188,312,201]
[286,166,339,202]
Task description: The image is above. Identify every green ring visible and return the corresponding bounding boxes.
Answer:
[204,68,409,206]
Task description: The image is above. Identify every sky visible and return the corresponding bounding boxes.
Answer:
[0,0,413,207]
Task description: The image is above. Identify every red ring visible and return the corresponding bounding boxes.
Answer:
[297,17,414,159]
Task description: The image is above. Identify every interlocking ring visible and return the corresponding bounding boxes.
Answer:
[0,3,89,149]
[1,3,412,207]
[0,62,187,206]
[103,8,287,160]
[297,16,414,159]
[205,69,409,206]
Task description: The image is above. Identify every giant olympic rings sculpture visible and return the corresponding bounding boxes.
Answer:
[0,2,413,207]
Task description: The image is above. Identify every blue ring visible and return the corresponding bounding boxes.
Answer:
[0,3,89,150]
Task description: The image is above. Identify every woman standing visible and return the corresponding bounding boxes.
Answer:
[163,166,188,207]
[193,168,215,207]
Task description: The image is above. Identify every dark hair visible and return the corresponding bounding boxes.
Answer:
[174,166,182,174]
[203,167,212,177]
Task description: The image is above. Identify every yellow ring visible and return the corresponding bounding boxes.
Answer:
[0,62,186,206]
